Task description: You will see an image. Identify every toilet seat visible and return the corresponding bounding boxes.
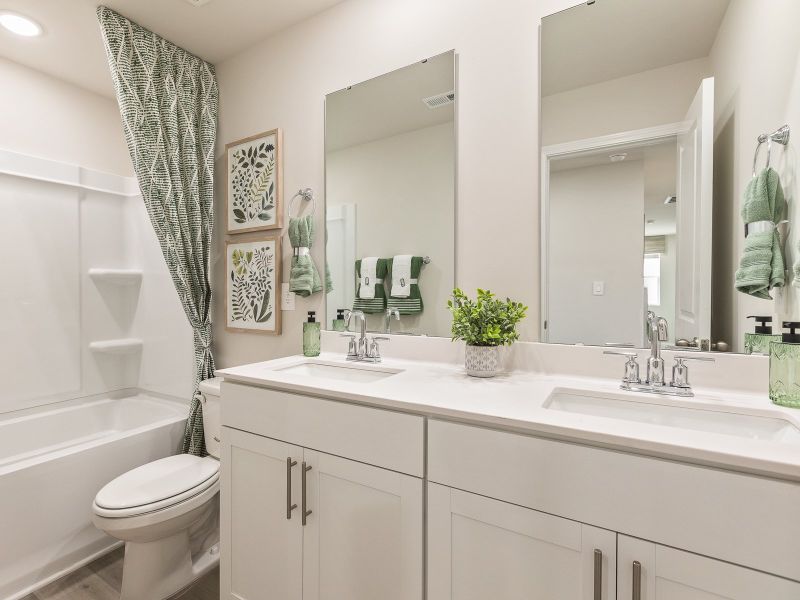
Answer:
[94,454,219,518]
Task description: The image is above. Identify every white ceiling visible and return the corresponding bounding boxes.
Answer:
[541,0,730,96]
[0,0,344,98]
[325,51,454,152]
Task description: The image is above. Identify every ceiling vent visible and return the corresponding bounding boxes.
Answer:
[664,195,677,205]
[422,91,455,109]
[182,0,214,6]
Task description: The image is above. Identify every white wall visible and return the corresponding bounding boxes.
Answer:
[0,58,131,176]
[548,160,645,346]
[213,0,545,367]
[326,122,455,336]
[541,57,711,146]
[710,0,800,351]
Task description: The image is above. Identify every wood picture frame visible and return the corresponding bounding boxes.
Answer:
[225,128,283,234]
[225,234,282,335]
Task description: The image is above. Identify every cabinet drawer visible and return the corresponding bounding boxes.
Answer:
[222,382,424,477]
[428,419,800,582]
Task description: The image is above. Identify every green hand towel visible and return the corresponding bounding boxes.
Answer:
[353,258,387,313]
[288,215,322,297]
[735,167,785,299]
[324,225,334,294]
[387,256,424,315]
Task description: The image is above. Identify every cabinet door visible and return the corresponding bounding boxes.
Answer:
[617,535,800,600]
[301,449,423,600]
[221,427,303,600]
[428,483,616,600]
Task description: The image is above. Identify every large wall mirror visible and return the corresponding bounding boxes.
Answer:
[324,51,456,337]
[540,0,800,354]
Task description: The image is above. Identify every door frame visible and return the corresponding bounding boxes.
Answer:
[539,122,684,342]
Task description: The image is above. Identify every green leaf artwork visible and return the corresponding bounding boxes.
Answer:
[229,136,277,228]
[228,242,276,330]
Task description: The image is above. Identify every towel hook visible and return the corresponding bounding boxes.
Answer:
[753,124,790,177]
[288,188,316,218]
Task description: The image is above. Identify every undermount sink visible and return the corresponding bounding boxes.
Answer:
[544,388,800,445]
[275,360,401,383]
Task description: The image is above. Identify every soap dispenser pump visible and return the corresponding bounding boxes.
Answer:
[303,311,321,357]
[744,315,781,355]
[769,321,800,407]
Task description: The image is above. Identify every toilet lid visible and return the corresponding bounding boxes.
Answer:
[95,454,219,510]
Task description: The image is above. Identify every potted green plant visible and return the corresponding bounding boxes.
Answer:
[447,288,528,377]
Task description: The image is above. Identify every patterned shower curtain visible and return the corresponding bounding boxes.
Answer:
[97,6,218,455]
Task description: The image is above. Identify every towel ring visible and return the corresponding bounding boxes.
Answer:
[288,188,316,218]
[752,124,791,177]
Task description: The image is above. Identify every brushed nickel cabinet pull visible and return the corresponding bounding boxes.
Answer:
[632,560,642,600]
[593,549,602,600]
[286,458,297,519]
[301,461,312,526]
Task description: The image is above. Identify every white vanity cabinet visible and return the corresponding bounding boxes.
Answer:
[427,483,616,600]
[617,535,800,600]
[220,382,425,600]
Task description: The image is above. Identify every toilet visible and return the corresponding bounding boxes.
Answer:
[92,377,223,600]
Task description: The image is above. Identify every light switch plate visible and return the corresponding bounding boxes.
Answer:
[592,281,605,296]
[281,283,295,310]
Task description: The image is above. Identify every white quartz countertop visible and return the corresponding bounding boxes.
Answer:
[217,352,800,482]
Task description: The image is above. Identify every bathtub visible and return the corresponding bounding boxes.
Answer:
[0,391,187,600]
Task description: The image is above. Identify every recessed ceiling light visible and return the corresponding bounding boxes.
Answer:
[0,12,42,37]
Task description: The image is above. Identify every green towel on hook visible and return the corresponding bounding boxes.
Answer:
[387,255,424,315]
[735,167,785,299]
[353,257,387,313]
[288,215,322,297]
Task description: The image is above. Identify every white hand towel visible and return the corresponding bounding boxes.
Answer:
[359,257,381,299]
[390,255,414,298]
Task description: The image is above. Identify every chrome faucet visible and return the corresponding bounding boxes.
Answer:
[604,314,715,398]
[646,311,669,386]
[341,309,389,363]
[384,308,400,334]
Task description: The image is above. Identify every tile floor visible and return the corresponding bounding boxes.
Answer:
[20,547,219,600]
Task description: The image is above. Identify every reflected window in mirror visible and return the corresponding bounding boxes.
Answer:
[324,51,456,338]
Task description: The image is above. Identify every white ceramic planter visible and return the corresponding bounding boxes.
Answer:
[464,345,502,378]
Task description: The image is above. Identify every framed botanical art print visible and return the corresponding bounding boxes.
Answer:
[226,128,283,234]
[226,235,282,335]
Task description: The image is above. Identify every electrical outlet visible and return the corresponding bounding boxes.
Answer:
[281,283,295,310]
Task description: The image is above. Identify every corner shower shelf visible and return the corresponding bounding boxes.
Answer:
[89,338,143,354]
[88,268,143,285]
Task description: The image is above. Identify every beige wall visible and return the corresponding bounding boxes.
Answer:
[548,161,645,346]
[542,57,712,146]
[212,0,557,368]
[0,58,131,176]
[326,122,455,337]
[710,0,800,350]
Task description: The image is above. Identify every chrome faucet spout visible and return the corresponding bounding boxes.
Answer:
[646,313,669,386]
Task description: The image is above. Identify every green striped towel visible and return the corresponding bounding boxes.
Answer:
[387,255,424,315]
[353,257,387,313]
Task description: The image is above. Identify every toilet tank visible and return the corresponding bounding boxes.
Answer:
[198,377,223,459]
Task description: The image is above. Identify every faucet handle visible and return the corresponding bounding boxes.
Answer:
[368,336,390,360]
[670,355,714,388]
[603,351,641,384]
[340,333,357,357]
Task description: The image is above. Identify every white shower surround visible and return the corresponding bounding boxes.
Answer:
[0,150,195,597]
[0,149,193,414]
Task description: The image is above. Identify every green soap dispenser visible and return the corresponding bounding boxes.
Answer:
[303,311,321,357]
[744,315,781,355]
[332,308,346,332]
[769,321,800,408]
